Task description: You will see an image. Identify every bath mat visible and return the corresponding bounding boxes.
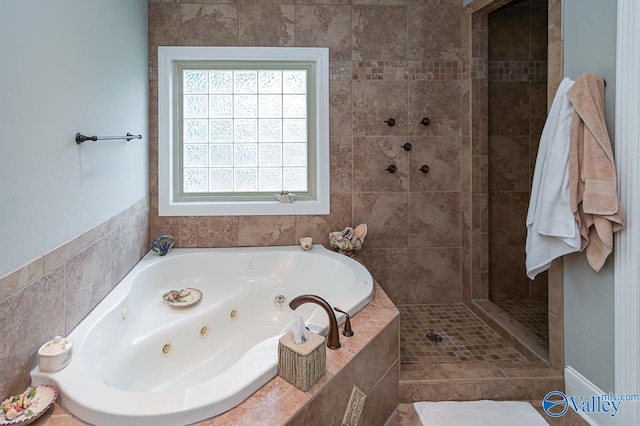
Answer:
[413,400,549,426]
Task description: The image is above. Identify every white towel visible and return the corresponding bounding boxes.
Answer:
[526,78,581,279]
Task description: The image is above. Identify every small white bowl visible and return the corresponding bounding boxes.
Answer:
[300,237,313,251]
[38,336,73,373]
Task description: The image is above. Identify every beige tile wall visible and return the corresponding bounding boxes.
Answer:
[487,0,548,302]
[461,0,549,304]
[462,0,564,370]
[0,197,150,398]
[148,0,464,305]
[546,0,563,372]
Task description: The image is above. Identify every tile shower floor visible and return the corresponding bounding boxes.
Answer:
[399,304,530,366]
[492,298,549,345]
[397,303,565,414]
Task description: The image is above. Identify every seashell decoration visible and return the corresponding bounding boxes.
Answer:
[328,224,367,257]
[276,191,296,203]
[353,223,367,240]
[151,234,175,256]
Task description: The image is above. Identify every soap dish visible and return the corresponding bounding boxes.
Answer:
[162,288,202,308]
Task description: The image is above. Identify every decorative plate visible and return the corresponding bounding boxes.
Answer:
[0,385,57,425]
[162,288,202,308]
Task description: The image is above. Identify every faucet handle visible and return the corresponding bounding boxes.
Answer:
[333,307,354,337]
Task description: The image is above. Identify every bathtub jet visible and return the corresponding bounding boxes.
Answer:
[31,245,374,426]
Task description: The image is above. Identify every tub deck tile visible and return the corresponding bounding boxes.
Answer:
[37,280,398,426]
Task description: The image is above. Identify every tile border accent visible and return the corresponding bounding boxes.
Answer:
[352,60,462,81]
[489,61,548,81]
[331,60,462,81]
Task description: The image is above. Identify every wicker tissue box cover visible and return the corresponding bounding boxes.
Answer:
[278,331,326,391]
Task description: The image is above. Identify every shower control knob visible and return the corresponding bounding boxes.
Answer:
[384,118,396,127]
[419,165,430,174]
[401,142,412,151]
[385,165,397,173]
[420,117,431,126]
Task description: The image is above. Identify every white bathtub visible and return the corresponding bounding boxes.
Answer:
[30,245,373,426]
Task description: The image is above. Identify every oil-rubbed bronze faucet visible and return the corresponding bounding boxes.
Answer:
[289,294,341,350]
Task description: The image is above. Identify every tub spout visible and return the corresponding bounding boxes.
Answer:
[289,294,340,350]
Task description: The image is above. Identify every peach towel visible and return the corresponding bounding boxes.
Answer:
[567,73,624,271]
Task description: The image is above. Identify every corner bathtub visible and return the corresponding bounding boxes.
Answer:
[31,245,374,426]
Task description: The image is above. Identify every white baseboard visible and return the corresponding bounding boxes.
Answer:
[564,366,616,426]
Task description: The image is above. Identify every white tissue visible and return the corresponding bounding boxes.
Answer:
[286,314,309,344]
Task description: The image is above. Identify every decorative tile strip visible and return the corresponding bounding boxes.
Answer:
[351,60,462,81]
[149,60,158,82]
[329,60,352,81]
[489,61,548,82]
[153,59,462,82]
[470,58,488,79]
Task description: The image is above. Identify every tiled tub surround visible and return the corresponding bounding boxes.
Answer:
[33,283,400,426]
[0,196,150,399]
[148,0,465,306]
[31,246,375,425]
[398,303,563,404]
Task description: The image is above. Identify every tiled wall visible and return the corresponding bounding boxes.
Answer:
[487,0,548,301]
[462,0,564,370]
[460,0,549,303]
[148,0,464,305]
[0,197,150,398]
[546,0,564,372]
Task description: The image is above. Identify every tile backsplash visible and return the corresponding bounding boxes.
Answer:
[148,0,464,305]
[0,197,150,398]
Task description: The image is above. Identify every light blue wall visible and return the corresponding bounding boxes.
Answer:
[563,0,617,392]
[0,0,149,277]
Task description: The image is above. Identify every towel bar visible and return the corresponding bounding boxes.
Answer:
[76,133,142,145]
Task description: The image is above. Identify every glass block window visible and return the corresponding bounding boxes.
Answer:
[158,47,329,216]
[181,68,309,194]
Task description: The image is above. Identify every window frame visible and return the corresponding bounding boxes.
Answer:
[158,46,330,216]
